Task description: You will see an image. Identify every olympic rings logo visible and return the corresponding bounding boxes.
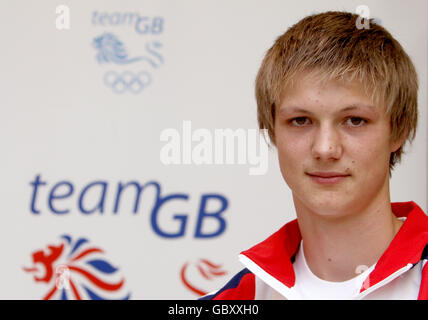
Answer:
[104,71,152,94]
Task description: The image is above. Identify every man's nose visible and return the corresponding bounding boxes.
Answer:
[311,124,343,160]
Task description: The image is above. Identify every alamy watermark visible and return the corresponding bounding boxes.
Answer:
[355,5,370,30]
[159,120,269,175]
[56,5,70,30]
[55,265,70,290]
[355,264,371,290]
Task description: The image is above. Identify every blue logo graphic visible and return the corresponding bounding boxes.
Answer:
[92,14,164,94]
[93,33,142,64]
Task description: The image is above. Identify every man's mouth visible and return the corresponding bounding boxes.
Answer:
[306,172,350,184]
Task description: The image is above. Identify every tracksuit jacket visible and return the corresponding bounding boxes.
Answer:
[201,201,428,300]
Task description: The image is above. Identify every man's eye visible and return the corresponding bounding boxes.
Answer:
[346,117,366,127]
[291,117,309,126]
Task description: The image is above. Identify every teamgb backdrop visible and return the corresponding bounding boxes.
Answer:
[0,0,426,299]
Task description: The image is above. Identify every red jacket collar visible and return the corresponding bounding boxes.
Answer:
[240,201,428,290]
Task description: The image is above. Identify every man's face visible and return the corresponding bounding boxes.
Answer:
[274,73,402,219]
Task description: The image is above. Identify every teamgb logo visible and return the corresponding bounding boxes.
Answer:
[180,259,228,296]
[23,235,131,300]
[92,12,164,94]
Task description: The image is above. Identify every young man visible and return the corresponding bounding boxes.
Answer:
[201,11,428,299]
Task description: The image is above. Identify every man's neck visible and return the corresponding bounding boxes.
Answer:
[293,192,403,282]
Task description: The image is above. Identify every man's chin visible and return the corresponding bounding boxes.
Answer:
[294,195,355,220]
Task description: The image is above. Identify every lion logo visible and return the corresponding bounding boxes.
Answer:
[92,32,143,64]
[92,32,163,68]
[23,235,131,300]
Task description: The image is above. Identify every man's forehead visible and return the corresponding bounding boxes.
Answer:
[278,71,386,114]
[278,103,378,115]
[283,71,368,95]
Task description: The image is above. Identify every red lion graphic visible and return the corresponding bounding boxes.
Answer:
[23,235,130,300]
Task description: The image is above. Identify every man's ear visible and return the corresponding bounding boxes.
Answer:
[390,129,409,153]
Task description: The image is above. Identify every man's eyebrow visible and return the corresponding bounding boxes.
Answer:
[278,103,376,115]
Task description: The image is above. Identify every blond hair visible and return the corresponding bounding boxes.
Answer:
[256,11,418,173]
